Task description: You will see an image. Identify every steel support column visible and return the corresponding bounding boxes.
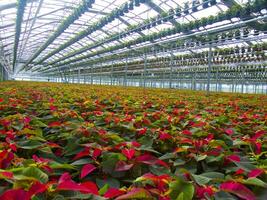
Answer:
[207,44,212,94]
[124,56,128,87]
[143,54,147,88]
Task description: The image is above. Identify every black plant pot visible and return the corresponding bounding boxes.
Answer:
[129,3,134,10]
[163,18,168,22]
[175,8,181,16]
[254,30,260,36]
[135,0,140,7]
[203,2,209,9]
[210,0,216,6]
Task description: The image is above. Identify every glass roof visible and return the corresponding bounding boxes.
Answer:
[0,0,266,75]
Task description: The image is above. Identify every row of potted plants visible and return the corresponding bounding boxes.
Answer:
[91,53,265,73]
[49,40,266,74]
[78,61,266,78]
[59,52,265,79]
[1,82,266,199]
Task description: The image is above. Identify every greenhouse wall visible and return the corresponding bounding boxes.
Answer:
[15,74,267,94]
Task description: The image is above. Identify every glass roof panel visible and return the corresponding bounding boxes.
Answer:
[0,0,265,75]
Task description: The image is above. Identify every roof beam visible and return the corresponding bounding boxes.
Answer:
[17,0,44,66]
[0,8,65,30]
[22,0,97,71]
[145,0,179,27]
[0,0,38,12]
[87,9,108,15]
[13,0,27,71]
[118,17,145,36]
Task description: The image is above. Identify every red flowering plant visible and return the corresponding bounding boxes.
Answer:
[0,81,266,199]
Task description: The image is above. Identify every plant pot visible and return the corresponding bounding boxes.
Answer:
[235,31,241,39]
[203,0,209,9]
[175,7,181,16]
[210,0,216,6]
[184,3,190,14]
[192,7,198,12]
[129,2,134,10]
[163,18,168,22]
[184,10,189,15]
[254,30,259,36]
[168,9,174,20]
[192,0,200,12]
[135,0,140,7]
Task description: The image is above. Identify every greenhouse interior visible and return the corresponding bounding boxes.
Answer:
[0,0,267,199]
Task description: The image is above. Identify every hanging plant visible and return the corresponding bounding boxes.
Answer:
[243,28,250,37]
[194,20,200,29]
[119,9,124,16]
[200,17,208,27]
[149,35,154,42]
[210,0,216,6]
[141,24,146,30]
[161,12,168,22]
[151,19,157,27]
[192,0,200,12]
[160,29,168,38]
[123,3,129,13]
[168,9,174,20]
[231,5,242,18]
[216,12,226,21]
[175,7,182,16]
[157,15,162,25]
[207,35,213,44]
[225,9,232,20]
[241,4,251,17]
[174,24,181,33]
[184,2,190,14]
[188,21,195,30]
[166,28,173,36]
[241,46,246,54]
[253,44,261,51]
[230,48,235,55]
[227,31,234,40]
[129,1,134,10]
[221,32,227,42]
[254,30,259,36]
[214,35,219,43]
[235,30,241,39]
[135,0,140,7]
[253,0,265,12]
[234,46,239,54]
[207,15,215,25]
[146,21,151,29]
[202,0,209,9]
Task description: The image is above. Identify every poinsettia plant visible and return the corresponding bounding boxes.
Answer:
[0,81,266,200]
